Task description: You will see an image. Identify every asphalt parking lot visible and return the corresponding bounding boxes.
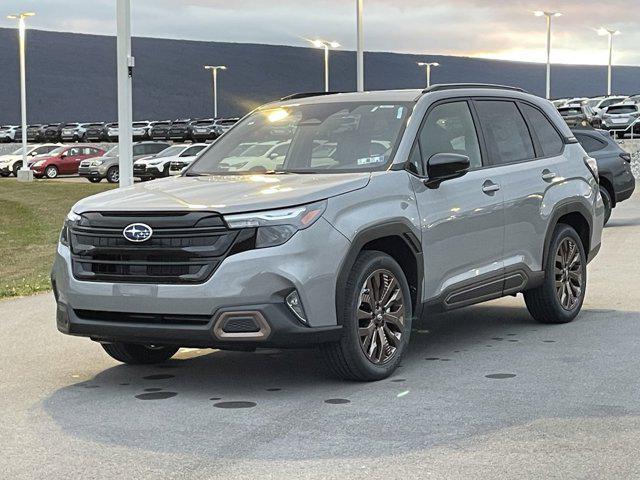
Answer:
[2,187,640,480]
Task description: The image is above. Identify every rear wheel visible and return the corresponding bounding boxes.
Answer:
[524,224,586,324]
[321,251,412,381]
[106,166,119,183]
[101,342,179,365]
[599,186,612,225]
[45,165,59,179]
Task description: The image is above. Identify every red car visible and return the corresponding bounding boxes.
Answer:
[29,144,105,179]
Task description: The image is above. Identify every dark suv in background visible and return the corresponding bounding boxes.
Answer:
[572,127,635,224]
[150,120,172,140]
[84,122,106,142]
[167,119,192,142]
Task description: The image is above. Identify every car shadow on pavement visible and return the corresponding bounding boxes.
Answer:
[41,302,635,460]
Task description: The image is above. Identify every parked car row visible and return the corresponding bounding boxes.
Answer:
[553,94,640,137]
[0,118,238,143]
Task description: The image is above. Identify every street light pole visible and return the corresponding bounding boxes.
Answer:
[310,40,340,92]
[204,65,226,118]
[116,0,134,188]
[534,10,561,99]
[7,11,35,182]
[356,0,364,92]
[598,28,621,96]
[417,62,439,88]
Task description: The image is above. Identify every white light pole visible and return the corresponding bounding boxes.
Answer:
[310,39,340,92]
[7,11,35,182]
[356,0,364,92]
[534,10,562,99]
[116,0,134,188]
[417,62,439,88]
[204,65,226,118]
[598,27,621,96]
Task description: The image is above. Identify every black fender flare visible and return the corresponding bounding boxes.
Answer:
[542,199,593,268]
[334,219,423,323]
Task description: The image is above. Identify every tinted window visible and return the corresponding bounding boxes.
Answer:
[574,133,607,153]
[181,145,206,157]
[606,105,638,114]
[418,101,482,169]
[146,144,168,155]
[520,104,564,157]
[475,100,535,164]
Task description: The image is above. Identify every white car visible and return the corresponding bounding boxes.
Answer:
[0,125,18,143]
[591,96,628,119]
[132,121,152,140]
[61,123,91,142]
[133,143,208,179]
[0,143,61,177]
[106,123,119,142]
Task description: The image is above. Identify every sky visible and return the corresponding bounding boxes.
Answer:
[3,0,639,66]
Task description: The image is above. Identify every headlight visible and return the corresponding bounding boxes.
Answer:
[60,211,81,246]
[224,200,326,248]
[91,160,104,166]
[149,159,164,165]
[33,160,45,167]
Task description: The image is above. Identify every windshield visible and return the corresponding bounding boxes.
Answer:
[105,145,119,156]
[155,145,185,158]
[11,146,27,155]
[46,147,66,156]
[189,102,411,175]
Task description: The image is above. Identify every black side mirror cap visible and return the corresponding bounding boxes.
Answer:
[423,153,470,189]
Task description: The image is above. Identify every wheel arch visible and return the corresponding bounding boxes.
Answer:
[335,220,423,322]
[598,174,616,208]
[542,201,593,267]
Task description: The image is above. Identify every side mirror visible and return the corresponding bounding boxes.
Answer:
[268,152,279,160]
[423,153,470,189]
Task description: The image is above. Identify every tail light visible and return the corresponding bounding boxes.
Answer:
[583,156,599,181]
[620,152,632,163]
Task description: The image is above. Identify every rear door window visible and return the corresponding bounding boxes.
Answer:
[519,104,564,157]
[474,100,535,165]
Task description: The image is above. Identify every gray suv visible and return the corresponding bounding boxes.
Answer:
[52,84,604,381]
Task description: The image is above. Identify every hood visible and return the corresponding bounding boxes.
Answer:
[72,172,371,215]
[135,155,179,165]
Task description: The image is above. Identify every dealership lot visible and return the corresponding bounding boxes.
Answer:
[1,187,639,479]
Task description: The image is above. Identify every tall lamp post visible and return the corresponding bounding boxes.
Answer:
[534,10,562,99]
[7,11,35,182]
[417,62,439,88]
[356,0,364,92]
[598,28,621,96]
[310,39,340,92]
[116,0,134,188]
[204,65,226,118]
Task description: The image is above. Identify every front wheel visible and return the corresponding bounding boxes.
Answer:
[524,224,586,324]
[45,165,59,179]
[106,166,119,183]
[88,177,102,183]
[321,251,412,381]
[101,342,179,365]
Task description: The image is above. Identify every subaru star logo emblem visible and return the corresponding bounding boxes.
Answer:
[123,223,153,242]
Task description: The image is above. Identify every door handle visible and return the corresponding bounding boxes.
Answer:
[541,169,556,181]
[482,180,500,195]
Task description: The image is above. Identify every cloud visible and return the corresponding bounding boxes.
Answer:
[3,0,638,64]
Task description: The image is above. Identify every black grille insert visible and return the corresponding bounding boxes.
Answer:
[74,309,212,326]
[70,212,254,284]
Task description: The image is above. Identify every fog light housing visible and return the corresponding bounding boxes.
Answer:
[286,290,307,324]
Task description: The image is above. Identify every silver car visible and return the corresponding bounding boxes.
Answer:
[52,84,604,381]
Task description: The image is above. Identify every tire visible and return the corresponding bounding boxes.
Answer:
[88,177,102,183]
[0,172,9,177]
[101,342,179,365]
[162,164,170,177]
[599,186,612,226]
[106,166,119,183]
[524,224,586,324]
[12,162,21,177]
[321,251,413,381]
[45,165,58,179]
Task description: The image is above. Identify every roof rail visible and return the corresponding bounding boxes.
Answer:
[280,91,342,101]
[422,83,526,94]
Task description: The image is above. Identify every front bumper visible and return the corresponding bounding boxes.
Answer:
[0,165,10,174]
[78,165,106,179]
[133,164,163,178]
[51,217,349,347]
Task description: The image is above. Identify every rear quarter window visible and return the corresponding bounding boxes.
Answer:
[520,104,564,157]
[574,133,607,153]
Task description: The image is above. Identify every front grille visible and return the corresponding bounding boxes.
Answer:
[69,212,255,284]
[74,309,212,326]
